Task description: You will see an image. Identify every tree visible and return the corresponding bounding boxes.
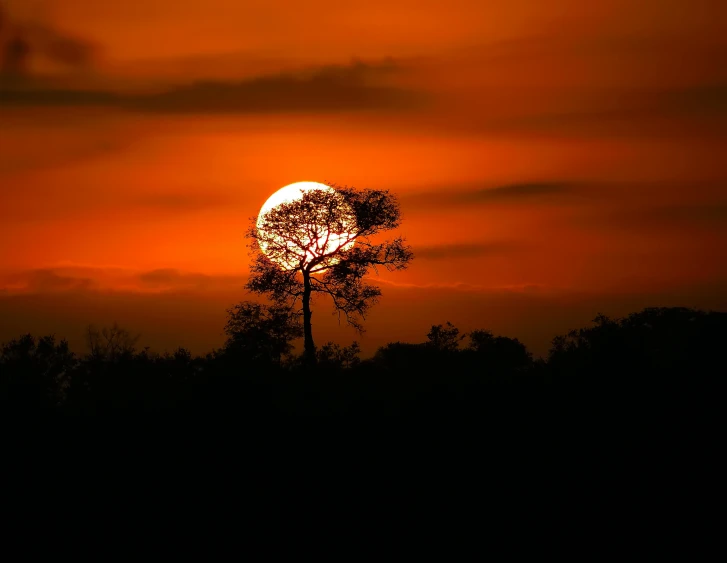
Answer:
[547,307,727,380]
[85,323,140,361]
[426,322,465,352]
[0,334,76,410]
[222,301,303,366]
[247,185,413,365]
[316,341,362,370]
[467,329,532,372]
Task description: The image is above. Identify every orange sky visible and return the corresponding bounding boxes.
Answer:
[1,0,726,356]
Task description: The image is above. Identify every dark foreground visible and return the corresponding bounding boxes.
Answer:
[2,306,722,424]
[2,307,722,555]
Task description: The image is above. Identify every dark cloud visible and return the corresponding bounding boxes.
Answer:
[0,59,425,114]
[138,269,211,288]
[2,34,29,74]
[0,269,96,292]
[655,83,727,117]
[502,83,727,131]
[128,60,423,114]
[402,182,578,210]
[0,267,246,294]
[0,87,117,106]
[578,202,727,232]
[410,32,727,138]
[0,1,95,76]
[649,203,727,226]
[136,269,246,292]
[438,81,727,139]
[474,183,572,200]
[415,241,523,260]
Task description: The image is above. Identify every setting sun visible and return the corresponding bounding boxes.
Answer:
[256,182,355,270]
[0,0,724,425]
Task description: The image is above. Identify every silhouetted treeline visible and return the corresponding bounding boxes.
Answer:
[1,307,724,419]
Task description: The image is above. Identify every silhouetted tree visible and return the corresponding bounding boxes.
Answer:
[426,322,465,352]
[247,185,413,365]
[0,334,76,410]
[316,341,362,370]
[86,323,140,361]
[1,305,722,419]
[547,307,727,383]
[222,301,303,366]
[467,330,532,373]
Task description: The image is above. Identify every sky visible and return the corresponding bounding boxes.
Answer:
[1,0,726,357]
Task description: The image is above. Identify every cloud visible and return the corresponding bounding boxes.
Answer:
[137,269,245,291]
[646,203,727,226]
[481,83,727,134]
[0,267,246,295]
[411,33,727,138]
[0,269,96,292]
[128,60,424,114]
[0,1,96,76]
[577,202,727,232]
[473,183,572,200]
[415,241,523,260]
[0,87,118,106]
[649,83,727,118]
[1,59,426,114]
[402,182,579,210]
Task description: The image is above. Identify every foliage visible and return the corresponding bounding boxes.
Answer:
[467,330,532,372]
[247,184,413,364]
[316,341,362,370]
[426,322,465,352]
[1,307,724,418]
[0,334,76,409]
[547,307,727,380]
[222,301,303,365]
[86,323,140,361]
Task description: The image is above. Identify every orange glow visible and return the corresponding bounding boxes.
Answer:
[0,0,725,356]
[256,182,355,269]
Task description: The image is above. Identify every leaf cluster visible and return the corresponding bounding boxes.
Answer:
[246,185,413,332]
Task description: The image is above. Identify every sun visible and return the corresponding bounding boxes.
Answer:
[257,181,355,270]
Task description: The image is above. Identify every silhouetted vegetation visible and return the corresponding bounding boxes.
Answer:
[248,185,413,365]
[1,306,724,422]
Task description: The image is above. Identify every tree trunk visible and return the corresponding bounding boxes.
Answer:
[302,271,316,366]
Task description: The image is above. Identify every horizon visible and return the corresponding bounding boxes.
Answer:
[2,0,726,357]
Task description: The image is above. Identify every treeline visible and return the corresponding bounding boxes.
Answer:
[0,306,724,418]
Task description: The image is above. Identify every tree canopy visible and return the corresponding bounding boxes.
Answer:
[246,184,413,365]
[222,301,303,366]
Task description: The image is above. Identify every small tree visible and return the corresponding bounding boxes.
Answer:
[427,322,465,352]
[247,185,413,365]
[0,334,76,409]
[85,323,140,361]
[468,329,532,372]
[316,341,362,370]
[222,301,303,366]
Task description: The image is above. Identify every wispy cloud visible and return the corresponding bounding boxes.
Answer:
[138,269,246,291]
[1,59,426,114]
[576,201,727,231]
[0,1,96,76]
[401,182,580,210]
[0,267,246,294]
[415,241,523,260]
[0,269,97,293]
[371,277,551,293]
[129,60,423,114]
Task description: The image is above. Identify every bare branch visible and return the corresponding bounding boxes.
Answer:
[245,184,413,341]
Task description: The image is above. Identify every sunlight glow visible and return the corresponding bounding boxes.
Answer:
[257,181,355,270]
